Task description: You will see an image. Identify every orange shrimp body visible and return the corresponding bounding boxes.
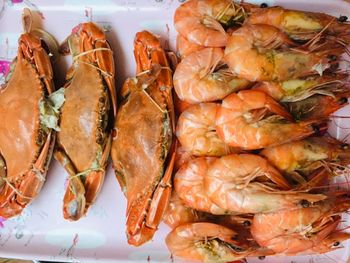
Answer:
[205,154,326,214]
[176,34,204,58]
[251,196,350,255]
[177,103,235,156]
[224,24,340,82]
[216,90,319,150]
[247,6,350,41]
[174,0,247,47]
[165,222,254,263]
[174,48,251,104]
[261,136,350,175]
[174,157,228,215]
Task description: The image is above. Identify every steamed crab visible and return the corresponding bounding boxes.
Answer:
[111,31,176,246]
[55,22,116,221]
[0,9,60,218]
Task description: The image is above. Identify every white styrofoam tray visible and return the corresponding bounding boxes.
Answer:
[0,0,350,262]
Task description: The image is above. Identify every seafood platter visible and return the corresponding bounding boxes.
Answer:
[0,0,350,262]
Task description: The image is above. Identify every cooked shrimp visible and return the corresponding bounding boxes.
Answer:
[216,90,321,150]
[260,136,350,183]
[251,195,350,255]
[224,24,342,81]
[177,103,236,156]
[253,73,349,102]
[174,0,250,47]
[205,154,327,214]
[174,144,194,172]
[174,48,251,104]
[174,157,228,215]
[163,193,203,229]
[247,6,350,42]
[166,222,270,263]
[163,193,255,231]
[253,74,350,120]
[176,34,204,58]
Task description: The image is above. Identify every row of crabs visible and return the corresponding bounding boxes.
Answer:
[0,8,116,223]
[1,0,350,261]
[162,0,350,262]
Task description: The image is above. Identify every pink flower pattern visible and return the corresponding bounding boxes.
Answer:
[0,216,6,228]
[0,60,10,76]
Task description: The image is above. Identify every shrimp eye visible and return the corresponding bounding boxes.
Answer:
[333,241,340,247]
[260,3,268,8]
[328,54,338,61]
[243,220,251,226]
[233,246,244,252]
[232,234,239,240]
[338,15,348,22]
[338,97,348,105]
[300,199,310,208]
[259,256,266,260]
[338,166,346,171]
[330,62,339,71]
[312,125,320,135]
[341,143,349,150]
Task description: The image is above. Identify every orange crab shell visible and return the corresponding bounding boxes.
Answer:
[55,22,116,221]
[0,17,56,218]
[111,30,176,246]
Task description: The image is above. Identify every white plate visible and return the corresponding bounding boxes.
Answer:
[0,0,350,262]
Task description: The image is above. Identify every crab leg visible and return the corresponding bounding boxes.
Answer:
[0,155,6,191]
[17,132,55,204]
[134,31,175,130]
[19,33,54,94]
[84,134,112,211]
[127,141,177,245]
[20,8,54,94]
[78,23,117,116]
[0,132,55,218]
[94,39,117,116]
[54,149,86,220]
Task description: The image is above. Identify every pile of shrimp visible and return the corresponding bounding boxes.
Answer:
[163,0,350,262]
